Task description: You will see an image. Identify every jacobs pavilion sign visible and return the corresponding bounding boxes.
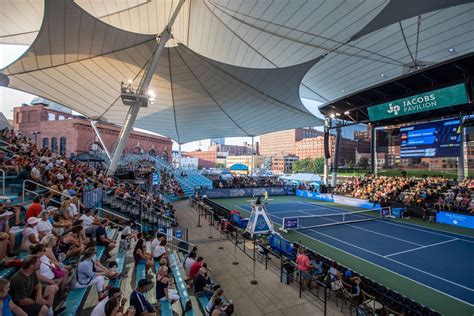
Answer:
[367,83,469,122]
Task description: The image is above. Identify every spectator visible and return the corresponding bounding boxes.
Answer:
[130,279,156,316]
[0,210,15,258]
[20,217,41,251]
[30,244,68,292]
[328,261,343,291]
[96,219,116,259]
[189,257,203,280]
[152,239,168,263]
[133,239,153,273]
[0,278,27,316]
[10,256,59,316]
[295,249,311,290]
[155,266,179,303]
[25,196,42,221]
[56,225,85,259]
[193,268,214,299]
[74,247,107,300]
[104,297,134,316]
[184,252,197,276]
[37,210,53,240]
[91,287,122,316]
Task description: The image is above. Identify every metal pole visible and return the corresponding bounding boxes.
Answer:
[323,119,330,186]
[91,121,111,160]
[250,136,254,176]
[370,124,376,174]
[107,0,186,175]
[232,227,239,265]
[250,237,258,285]
[458,114,465,181]
[331,126,341,187]
[208,210,213,239]
[178,143,182,169]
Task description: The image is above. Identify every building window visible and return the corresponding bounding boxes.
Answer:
[58,115,65,120]
[51,137,58,152]
[48,113,56,121]
[60,137,67,154]
[42,138,49,148]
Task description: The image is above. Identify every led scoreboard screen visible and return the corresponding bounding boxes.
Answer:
[399,119,460,158]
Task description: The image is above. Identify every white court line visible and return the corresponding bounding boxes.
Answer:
[295,210,423,247]
[299,201,474,244]
[307,228,474,292]
[384,239,459,258]
[378,220,474,244]
[292,228,474,306]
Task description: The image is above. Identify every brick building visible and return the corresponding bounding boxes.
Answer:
[271,154,299,174]
[184,149,218,169]
[259,128,323,156]
[13,104,173,160]
[295,135,356,166]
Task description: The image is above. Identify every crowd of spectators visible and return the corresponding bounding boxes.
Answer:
[158,170,184,198]
[114,181,177,222]
[333,175,474,215]
[117,157,156,178]
[0,126,233,315]
[214,176,284,189]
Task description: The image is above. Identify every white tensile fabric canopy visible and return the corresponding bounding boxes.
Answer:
[1,0,323,143]
[1,0,473,104]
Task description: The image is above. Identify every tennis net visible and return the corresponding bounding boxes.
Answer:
[281,207,391,231]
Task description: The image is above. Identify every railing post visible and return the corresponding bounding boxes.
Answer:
[232,227,239,265]
[250,237,258,285]
[22,180,26,202]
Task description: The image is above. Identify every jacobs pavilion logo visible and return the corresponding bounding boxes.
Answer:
[387,103,400,116]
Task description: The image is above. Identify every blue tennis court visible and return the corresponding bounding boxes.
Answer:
[237,201,474,306]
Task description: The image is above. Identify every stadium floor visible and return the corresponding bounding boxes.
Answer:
[213,195,474,316]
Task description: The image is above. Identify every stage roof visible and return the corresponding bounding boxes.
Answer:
[319,53,474,126]
[1,0,474,138]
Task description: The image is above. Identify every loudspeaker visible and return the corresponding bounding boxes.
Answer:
[324,131,330,159]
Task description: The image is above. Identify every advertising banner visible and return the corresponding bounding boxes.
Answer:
[367,83,468,122]
[296,190,377,209]
[436,211,474,229]
[202,187,290,199]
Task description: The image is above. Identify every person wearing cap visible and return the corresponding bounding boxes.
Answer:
[130,279,156,316]
[20,217,40,252]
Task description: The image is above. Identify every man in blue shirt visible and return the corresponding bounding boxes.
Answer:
[130,279,155,316]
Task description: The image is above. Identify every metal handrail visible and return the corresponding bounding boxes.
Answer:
[0,169,5,195]
[160,231,196,249]
[22,179,70,202]
[97,207,142,228]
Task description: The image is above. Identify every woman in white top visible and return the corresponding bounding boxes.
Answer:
[74,247,107,300]
[30,244,69,291]
[152,239,168,267]
[37,210,53,240]
[20,217,40,251]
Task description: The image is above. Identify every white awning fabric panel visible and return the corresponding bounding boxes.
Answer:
[2,0,322,144]
[1,0,473,124]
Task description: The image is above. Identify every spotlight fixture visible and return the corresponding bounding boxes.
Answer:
[448,48,456,53]
[344,111,350,115]
[380,73,385,77]
[335,113,341,117]
[330,113,336,118]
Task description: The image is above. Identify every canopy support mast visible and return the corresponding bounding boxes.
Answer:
[107,0,186,175]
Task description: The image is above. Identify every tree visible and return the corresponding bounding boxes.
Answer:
[358,157,369,170]
[311,157,325,174]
